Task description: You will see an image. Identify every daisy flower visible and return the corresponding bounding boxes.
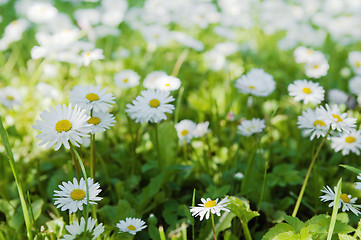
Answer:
[288,79,325,105]
[297,106,329,140]
[143,71,168,89]
[26,2,58,23]
[175,119,197,143]
[116,217,147,235]
[190,196,230,221]
[69,84,115,112]
[0,86,22,108]
[348,51,361,75]
[81,48,104,66]
[354,174,361,190]
[330,130,361,155]
[156,76,181,91]
[235,68,276,97]
[54,177,102,213]
[320,185,361,215]
[33,104,91,151]
[349,76,361,96]
[323,104,356,133]
[193,121,210,138]
[126,89,175,123]
[305,54,329,79]
[88,111,116,134]
[237,118,266,136]
[114,69,140,89]
[327,89,349,105]
[61,217,104,240]
[293,46,322,64]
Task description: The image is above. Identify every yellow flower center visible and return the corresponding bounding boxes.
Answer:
[55,120,72,132]
[204,200,217,208]
[88,117,101,125]
[306,49,313,55]
[86,93,99,102]
[149,99,160,108]
[313,65,319,69]
[181,130,189,136]
[340,193,350,203]
[123,78,129,83]
[70,189,86,201]
[127,225,136,231]
[356,62,360,67]
[345,136,356,143]
[332,114,342,122]
[313,120,326,127]
[302,87,312,94]
[248,85,255,89]
[85,52,91,56]
[165,83,170,87]
[6,95,14,100]
[11,20,18,25]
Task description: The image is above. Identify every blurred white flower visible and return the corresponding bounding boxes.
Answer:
[305,54,329,79]
[349,76,361,96]
[330,130,361,155]
[143,71,168,89]
[81,48,104,66]
[237,118,266,136]
[349,51,361,75]
[0,86,22,108]
[114,69,140,89]
[297,106,329,140]
[26,2,58,23]
[175,119,197,143]
[235,69,276,97]
[327,89,348,105]
[156,76,181,91]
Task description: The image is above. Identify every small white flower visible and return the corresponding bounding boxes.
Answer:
[305,54,329,79]
[190,196,230,221]
[88,111,116,134]
[297,106,330,140]
[54,177,102,213]
[156,76,181,91]
[143,71,168,89]
[81,48,104,66]
[323,104,356,133]
[175,119,197,143]
[327,89,349,105]
[237,118,266,136]
[61,217,104,240]
[193,121,210,138]
[288,79,325,105]
[294,46,323,64]
[348,51,361,75]
[126,89,175,123]
[354,174,361,190]
[235,69,275,97]
[33,104,91,151]
[26,2,58,23]
[36,82,60,100]
[234,172,244,181]
[69,84,115,112]
[0,86,22,108]
[114,69,140,89]
[116,217,147,235]
[330,130,361,155]
[349,76,361,96]
[320,185,361,215]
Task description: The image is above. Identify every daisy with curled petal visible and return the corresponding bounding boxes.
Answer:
[116,217,147,235]
[175,119,197,143]
[114,69,140,89]
[69,84,115,112]
[323,104,356,133]
[61,217,104,240]
[33,104,90,151]
[297,106,330,140]
[330,130,361,155]
[54,177,102,213]
[320,185,361,215]
[237,118,266,137]
[126,89,175,123]
[190,196,230,221]
[88,111,116,134]
[288,79,325,105]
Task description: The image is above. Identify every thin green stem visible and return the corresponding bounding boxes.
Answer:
[192,189,196,240]
[183,140,188,162]
[90,134,96,179]
[171,49,189,77]
[240,219,252,240]
[327,178,342,240]
[174,87,184,124]
[211,214,217,240]
[70,145,90,240]
[258,160,268,211]
[154,124,162,170]
[292,128,331,217]
[0,116,33,240]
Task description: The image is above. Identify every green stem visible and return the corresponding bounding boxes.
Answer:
[292,128,331,217]
[240,219,252,240]
[211,214,217,240]
[183,140,188,162]
[174,87,184,124]
[258,160,268,211]
[0,116,33,240]
[70,145,90,240]
[154,124,162,170]
[192,189,196,240]
[90,134,96,179]
[171,49,189,77]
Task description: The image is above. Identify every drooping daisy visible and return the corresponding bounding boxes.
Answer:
[235,68,276,97]
[330,130,361,155]
[126,89,175,123]
[190,196,230,221]
[323,104,356,133]
[81,48,104,66]
[88,111,116,134]
[143,71,168,89]
[116,217,147,235]
[156,76,181,91]
[305,54,329,79]
[114,69,140,89]
[61,217,104,240]
[175,119,197,143]
[69,84,115,112]
[288,79,325,105]
[0,86,22,108]
[320,185,361,215]
[193,121,210,138]
[297,106,330,140]
[33,104,91,151]
[237,118,266,136]
[54,177,102,213]
[348,51,361,75]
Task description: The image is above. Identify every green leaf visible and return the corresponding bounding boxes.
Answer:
[116,199,135,223]
[338,234,356,240]
[262,223,295,240]
[148,225,161,240]
[339,165,361,175]
[30,199,44,221]
[333,221,355,234]
[336,213,349,224]
[327,178,342,240]
[215,212,236,234]
[228,196,259,223]
[283,215,304,232]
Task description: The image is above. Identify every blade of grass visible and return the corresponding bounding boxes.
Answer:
[327,178,342,240]
[0,115,33,239]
